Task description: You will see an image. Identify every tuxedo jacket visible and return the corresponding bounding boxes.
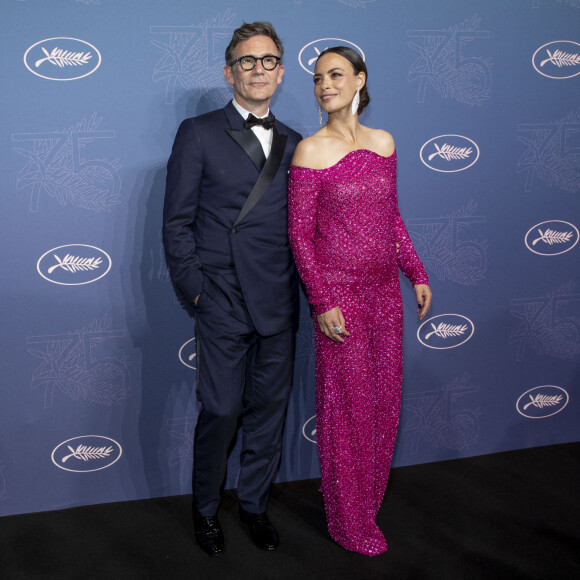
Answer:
[163,102,302,336]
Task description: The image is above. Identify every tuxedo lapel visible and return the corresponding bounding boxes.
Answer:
[232,126,288,228]
[224,102,266,172]
[268,125,288,174]
[225,129,267,172]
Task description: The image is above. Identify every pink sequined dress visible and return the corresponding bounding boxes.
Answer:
[288,149,428,556]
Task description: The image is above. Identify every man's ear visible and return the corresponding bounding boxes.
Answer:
[276,64,285,85]
[224,65,234,86]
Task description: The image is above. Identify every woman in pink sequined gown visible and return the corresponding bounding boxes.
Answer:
[288,47,432,556]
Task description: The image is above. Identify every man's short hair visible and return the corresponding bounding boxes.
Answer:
[225,21,284,65]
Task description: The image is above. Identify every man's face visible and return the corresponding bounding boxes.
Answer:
[224,35,284,114]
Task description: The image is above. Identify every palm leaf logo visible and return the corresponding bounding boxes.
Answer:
[428,143,473,162]
[425,322,468,340]
[61,444,113,463]
[531,228,573,246]
[47,254,103,274]
[540,49,580,68]
[522,394,563,410]
[35,47,92,68]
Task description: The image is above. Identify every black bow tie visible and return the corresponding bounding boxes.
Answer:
[244,113,275,130]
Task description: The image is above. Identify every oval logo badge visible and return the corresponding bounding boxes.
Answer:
[298,38,365,75]
[418,314,475,349]
[516,386,569,419]
[52,435,122,472]
[525,220,579,256]
[24,37,101,81]
[178,337,197,370]
[420,135,480,173]
[37,244,111,285]
[532,41,580,79]
[302,415,317,444]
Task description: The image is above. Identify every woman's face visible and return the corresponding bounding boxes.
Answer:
[313,52,364,113]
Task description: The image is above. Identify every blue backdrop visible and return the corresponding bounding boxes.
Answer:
[1,0,578,517]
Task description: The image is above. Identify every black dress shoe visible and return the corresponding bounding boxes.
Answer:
[239,508,279,551]
[193,510,225,556]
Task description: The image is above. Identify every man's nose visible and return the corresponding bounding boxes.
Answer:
[253,59,266,73]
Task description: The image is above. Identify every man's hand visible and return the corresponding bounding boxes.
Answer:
[414,285,432,320]
[317,306,350,343]
[193,294,200,306]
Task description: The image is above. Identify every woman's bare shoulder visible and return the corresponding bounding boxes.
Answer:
[363,127,395,157]
[291,133,328,169]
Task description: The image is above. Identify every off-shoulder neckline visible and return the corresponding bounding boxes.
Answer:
[291,148,396,172]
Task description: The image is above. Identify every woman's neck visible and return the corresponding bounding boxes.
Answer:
[324,112,362,144]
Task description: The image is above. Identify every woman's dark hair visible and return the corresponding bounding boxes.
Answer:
[317,46,370,115]
[225,21,284,66]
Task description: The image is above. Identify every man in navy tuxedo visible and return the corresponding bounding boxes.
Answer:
[163,22,301,556]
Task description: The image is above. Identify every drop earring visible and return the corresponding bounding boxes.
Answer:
[319,106,323,127]
[351,89,360,116]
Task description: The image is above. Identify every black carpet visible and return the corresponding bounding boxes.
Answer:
[1,443,578,579]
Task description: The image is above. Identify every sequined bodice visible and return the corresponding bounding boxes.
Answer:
[288,149,428,315]
[307,150,397,274]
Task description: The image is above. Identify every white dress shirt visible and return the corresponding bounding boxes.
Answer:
[231,99,273,158]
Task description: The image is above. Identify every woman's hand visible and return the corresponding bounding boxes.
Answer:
[317,306,350,343]
[414,284,432,320]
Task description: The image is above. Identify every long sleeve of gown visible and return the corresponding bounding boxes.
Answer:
[288,166,339,315]
[393,200,429,286]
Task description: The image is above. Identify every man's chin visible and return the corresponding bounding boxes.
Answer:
[249,92,274,102]
[239,96,274,110]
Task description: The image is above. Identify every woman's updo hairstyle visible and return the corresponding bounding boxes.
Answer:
[317,46,370,115]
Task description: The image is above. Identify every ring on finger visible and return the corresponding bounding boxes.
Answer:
[332,326,342,335]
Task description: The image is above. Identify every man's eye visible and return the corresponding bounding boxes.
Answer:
[242,58,254,65]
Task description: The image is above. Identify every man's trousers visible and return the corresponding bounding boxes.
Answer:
[192,291,295,515]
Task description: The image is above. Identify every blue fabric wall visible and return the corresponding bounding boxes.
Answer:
[1,0,578,516]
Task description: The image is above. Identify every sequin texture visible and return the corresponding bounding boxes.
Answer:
[288,149,429,556]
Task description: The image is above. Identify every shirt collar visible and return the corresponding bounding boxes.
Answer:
[232,99,270,120]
